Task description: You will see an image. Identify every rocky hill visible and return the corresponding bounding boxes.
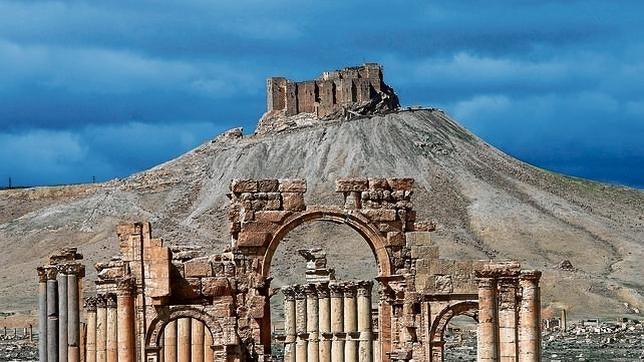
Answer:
[0,109,642,320]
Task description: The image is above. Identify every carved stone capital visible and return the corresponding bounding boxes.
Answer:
[303,284,317,298]
[519,270,542,283]
[116,277,136,296]
[316,283,330,298]
[343,282,357,298]
[294,285,307,300]
[62,263,86,277]
[476,277,497,289]
[282,286,296,301]
[356,280,373,297]
[95,294,107,308]
[329,283,344,298]
[105,293,117,308]
[84,297,97,312]
[45,266,58,280]
[36,267,47,283]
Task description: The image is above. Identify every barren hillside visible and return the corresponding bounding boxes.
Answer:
[0,109,642,320]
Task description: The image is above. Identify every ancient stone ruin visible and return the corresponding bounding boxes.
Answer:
[36,177,542,362]
[256,64,400,134]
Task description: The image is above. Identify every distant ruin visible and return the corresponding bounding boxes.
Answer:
[256,64,400,134]
[36,177,542,362]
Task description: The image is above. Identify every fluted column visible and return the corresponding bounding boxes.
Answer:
[477,277,499,362]
[95,296,107,362]
[164,320,178,362]
[294,286,308,362]
[191,319,205,362]
[105,294,117,362]
[518,271,541,362]
[317,284,331,362]
[305,284,319,362]
[356,281,373,362]
[85,298,97,362]
[498,278,518,361]
[204,329,213,362]
[46,267,59,362]
[283,286,297,362]
[177,318,191,362]
[117,279,136,362]
[343,283,358,362]
[67,265,82,362]
[58,270,69,362]
[37,268,48,362]
[329,283,345,362]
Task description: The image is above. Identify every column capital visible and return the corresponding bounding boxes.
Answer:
[37,267,48,283]
[343,282,357,298]
[303,284,318,298]
[96,294,107,308]
[105,294,117,309]
[294,285,307,300]
[356,280,373,297]
[62,263,86,278]
[520,270,542,283]
[316,283,330,298]
[44,266,58,280]
[116,277,136,296]
[476,276,497,289]
[329,283,344,298]
[84,297,97,312]
[282,285,296,301]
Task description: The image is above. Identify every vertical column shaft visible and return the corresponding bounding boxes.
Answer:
[46,270,58,362]
[164,320,178,362]
[498,278,518,361]
[95,296,107,362]
[330,284,345,362]
[117,280,136,362]
[294,286,308,362]
[105,295,118,362]
[67,270,81,362]
[58,272,69,362]
[203,329,213,362]
[356,281,373,362]
[283,286,297,362]
[560,309,567,332]
[85,298,97,362]
[191,319,205,362]
[343,283,358,362]
[177,318,191,362]
[518,271,541,362]
[317,284,331,362]
[477,277,499,362]
[37,268,48,362]
[305,285,319,362]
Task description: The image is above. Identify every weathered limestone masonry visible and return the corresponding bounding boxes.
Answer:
[36,248,85,362]
[257,64,400,134]
[36,177,542,362]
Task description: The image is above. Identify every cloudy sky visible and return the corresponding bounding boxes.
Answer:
[1,1,643,188]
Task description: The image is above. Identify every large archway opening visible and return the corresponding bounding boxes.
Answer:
[267,220,380,361]
[429,301,478,362]
[157,317,215,362]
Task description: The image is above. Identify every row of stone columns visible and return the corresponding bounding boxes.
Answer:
[283,281,374,362]
[38,263,84,362]
[477,270,541,362]
[83,279,136,362]
[159,318,213,362]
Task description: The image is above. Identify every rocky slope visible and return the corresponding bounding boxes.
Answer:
[0,109,642,320]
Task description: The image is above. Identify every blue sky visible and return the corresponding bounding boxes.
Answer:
[1,0,643,188]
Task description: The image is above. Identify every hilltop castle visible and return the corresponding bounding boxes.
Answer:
[257,64,399,134]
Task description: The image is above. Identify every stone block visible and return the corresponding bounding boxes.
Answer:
[254,211,291,223]
[387,178,414,191]
[336,178,369,192]
[201,277,231,297]
[184,257,212,278]
[248,295,266,318]
[386,231,405,246]
[406,232,433,247]
[237,231,271,247]
[282,192,306,211]
[368,178,389,190]
[278,179,307,193]
[257,179,279,192]
[231,179,258,193]
[410,245,439,260]
[361,209,397,222]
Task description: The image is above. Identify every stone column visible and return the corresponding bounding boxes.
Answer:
[95,296,107,362]
[518,271,541,362]
[317,284,332,362]
[164,320,178,362]
[343,283,358,362]
[498,277,518,361]
[560,309,567,332]
[283,286,297,362]
[330,283,345,362]
[46,267,59,362]
[191,319,205,362]
[58,270,69,362]
[356,281,373,362]
[204,329,213,362]
[85,298,97,362]
[294,286,308,362]
[477,277,499,362]
[67,266,82,362]
[177,318,192,362]
[117,279,136,362]
[305,284,319,362]
[105,294,118,362]
[37,268,48,362]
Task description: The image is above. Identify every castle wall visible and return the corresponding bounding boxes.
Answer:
[296,81,316,114]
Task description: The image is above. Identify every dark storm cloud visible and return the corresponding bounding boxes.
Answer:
[0,0,643,187]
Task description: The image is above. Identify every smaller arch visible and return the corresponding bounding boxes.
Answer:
[145,305,223,349]
[429,301,479,343]
[261,207,393,278]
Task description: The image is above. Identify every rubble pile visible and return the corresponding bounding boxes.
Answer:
[0,336,37,361]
